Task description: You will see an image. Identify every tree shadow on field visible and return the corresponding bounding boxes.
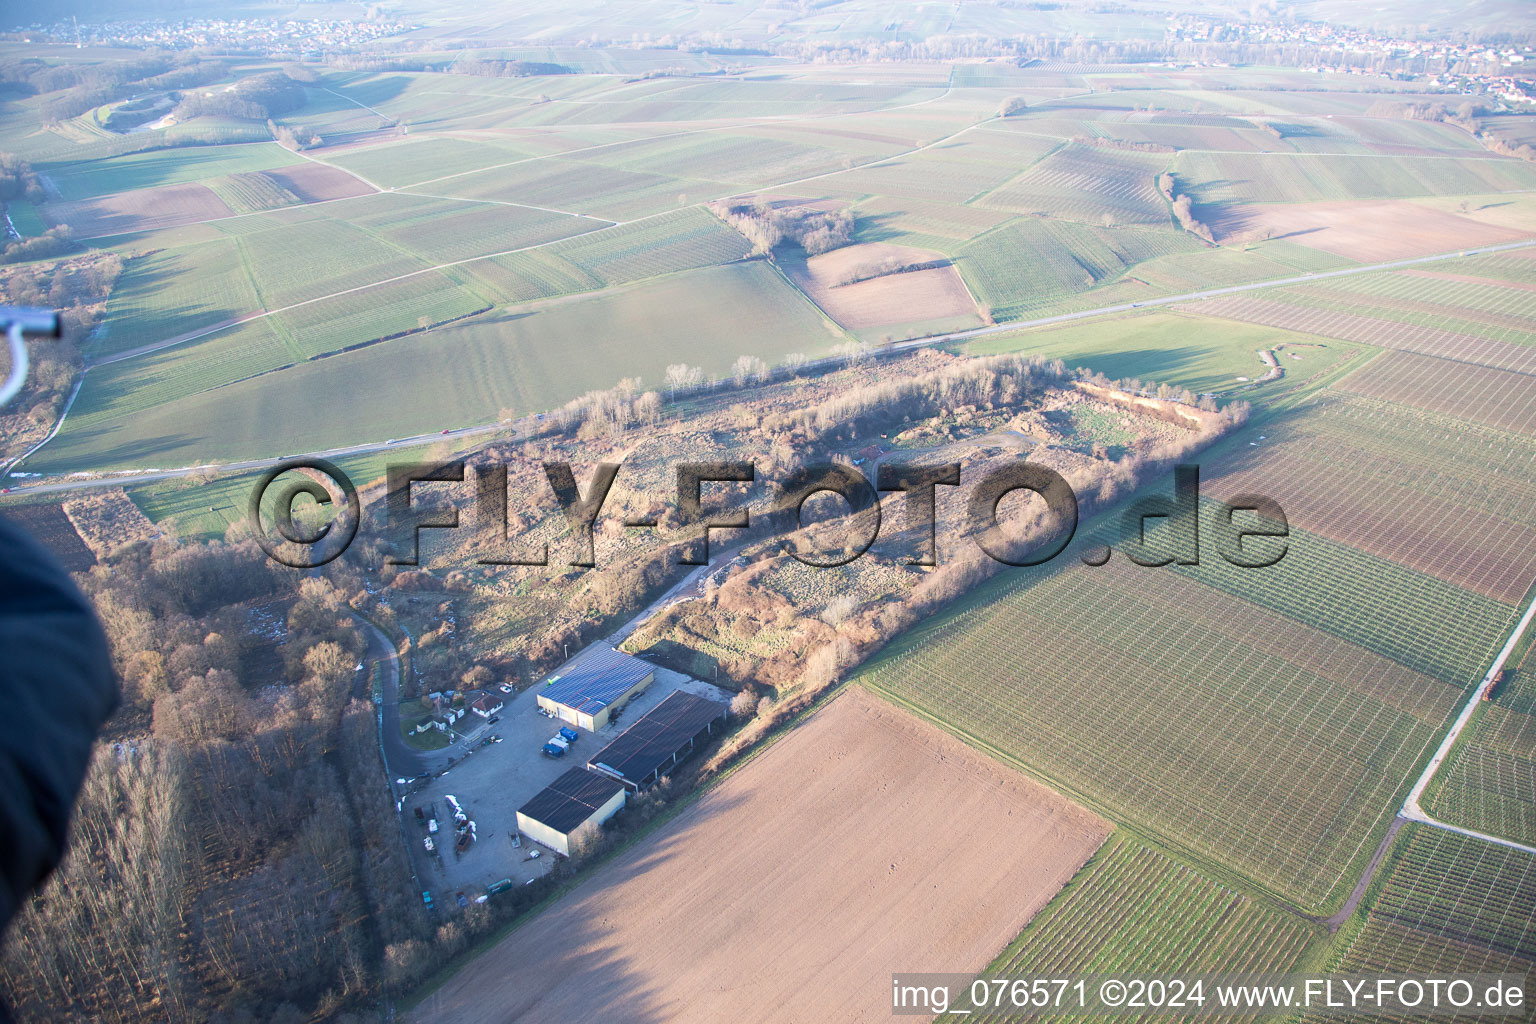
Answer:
[30,425,205,476]
[850,211,909,246]
[421,788,758,1023]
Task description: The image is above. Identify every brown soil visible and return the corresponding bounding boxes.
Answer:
[1208,199,1529,261]
[786,242,982,331]
[261,162,375,202]
[418,687,1110,1024]
[44,182,234,237]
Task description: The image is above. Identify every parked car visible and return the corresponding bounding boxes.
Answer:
[423,836,434,852]
[455,890,469,908]
[488,715,500,724]
[498,683,513,694]
[422,890,434,909]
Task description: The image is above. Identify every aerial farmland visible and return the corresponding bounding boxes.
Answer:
[0,1,1535,1021]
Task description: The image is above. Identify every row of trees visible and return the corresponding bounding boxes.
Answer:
[0,251,121,464]
[763,351,1070,443]
[1158,172,1215,243]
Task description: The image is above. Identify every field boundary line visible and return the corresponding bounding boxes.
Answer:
[856,674,1332,917]
[1399,588,1536,856]
[390,72,958,193]
[13,238,1536,487]
[320,84,393,125]
[391,188,614,223]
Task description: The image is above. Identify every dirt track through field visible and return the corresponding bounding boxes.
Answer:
[418,687,1110,1024]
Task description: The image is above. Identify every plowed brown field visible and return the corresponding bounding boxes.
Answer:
[419,687,1110,1024]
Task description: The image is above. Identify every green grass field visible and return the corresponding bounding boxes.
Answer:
[964,309,1357,395]
[947,836,1317,1022]
[33,260,837,472]
[43,143,307,201]
[128,446,406,541]
[4,199,46,235]
[91,238,263,358]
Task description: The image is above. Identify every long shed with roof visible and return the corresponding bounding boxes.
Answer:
[587,690,729,792]
[536,646,655,731]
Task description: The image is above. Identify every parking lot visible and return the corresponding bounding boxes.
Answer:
[398,663,731,905]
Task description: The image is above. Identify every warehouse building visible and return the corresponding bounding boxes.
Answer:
[587,690,730,792]
[536,646,655,731]
[516,768,627,857]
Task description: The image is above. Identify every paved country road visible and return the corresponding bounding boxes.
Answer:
[6,236,1534,499]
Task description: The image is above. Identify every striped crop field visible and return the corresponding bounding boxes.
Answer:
[1204,390,1536,605]
[1313,826,1535,1024]
[1428,667,1536,846]
[428,157,730,222]
[1259,272,1536,348]
[41,142,307,201]
[956,218,1200,320]
[92,238,263,358]
[1333,351,1536,437]
[541,207,751,287]
[337,191,593,265]
[1166,509,1518,685]
[1174,151,1536,206]
[948,837,1316,1022]
[580,131,855,189]
[817,130,1063,205]
[979,143,1171,225]
[31,260,836,473]
[860,548,1471,909]
[318,135,537,190]
[1182,295,1536,376]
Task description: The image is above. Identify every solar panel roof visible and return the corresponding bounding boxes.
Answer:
[540,646,654,715]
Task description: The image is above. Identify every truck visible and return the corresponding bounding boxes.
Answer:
[445,794,467,824]
[422,890,434,910]
[541,741,566,758]
[559,726,579,743]
[486,878,515,897]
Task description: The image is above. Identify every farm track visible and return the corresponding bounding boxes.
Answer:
[1401,590,1536,856]
[9,235,1536,493]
